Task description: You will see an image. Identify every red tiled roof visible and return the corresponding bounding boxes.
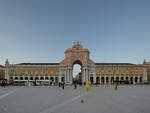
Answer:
[0,65,5,68]
[95,63,134,65]
[17,63,59,65]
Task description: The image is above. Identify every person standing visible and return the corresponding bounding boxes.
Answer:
[58,82,61,87]
[85,81,90,91]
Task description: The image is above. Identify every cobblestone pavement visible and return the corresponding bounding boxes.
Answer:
[0,85,150,113]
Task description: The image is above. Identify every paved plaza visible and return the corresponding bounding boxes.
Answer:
[0,85,150,113]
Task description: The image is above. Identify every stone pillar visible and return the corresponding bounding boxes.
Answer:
[67,69,69,82]
[68,69,70,82]
[59,76,61,82]
[93,76,96,84]
[87,69,90,81]
[58,68,62,83]
[70,68,73,83]
[100,76,101,84]
[133,76,135,84]
[143,67,147,82]
[114,76,116,81]
[137,76,140,83]
[82,68,86,83]
[54,76,56,83]
[104,76,107,84]
[64,69,67,83]
[84,68,86,81]
[109,77,111,84]
[86,68,88,81]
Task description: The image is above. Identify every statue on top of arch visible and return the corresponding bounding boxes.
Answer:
[60,41,95,66]
[72,41,83,50]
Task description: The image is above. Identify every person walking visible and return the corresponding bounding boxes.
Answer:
[62,82,64,90]
[74,81,77,89]
[115,82,118,90]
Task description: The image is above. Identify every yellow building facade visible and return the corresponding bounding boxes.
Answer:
[5,41,149,85]
[0,65,5,80]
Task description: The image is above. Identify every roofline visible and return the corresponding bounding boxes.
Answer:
[0,65,5,68]
[95,63,135,65]
[17,63,60,65]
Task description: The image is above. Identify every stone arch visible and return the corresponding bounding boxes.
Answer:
[111,77,114,84]
[101,77,104,84]
[35,77,39,80]
[20,77,23,80]
[126,77,128,81]
[135,77,138,83]
[130,77,133,84]
[72,60,83,67]
[96,77,100,84]
[10,77,13,80]
[61,77,64,82]
[50,77,54,82]
[30,77,33,80]
[116,77,119,81]
[60,41,95,84]
[121,77,124,80]
[140,77,142,82]
[45,77,49,80]
[15,77,18,80]
[106,77,109,84]
[90,77,94,84]
[40,77,44,80]
[55,77,58,84]
[25,77,28,80]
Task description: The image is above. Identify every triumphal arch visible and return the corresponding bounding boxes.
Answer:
[59,41,95,83]
[5,41,148,85]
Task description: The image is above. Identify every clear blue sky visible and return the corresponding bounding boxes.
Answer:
[0,0,150,65]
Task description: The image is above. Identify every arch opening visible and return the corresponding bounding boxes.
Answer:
[72,60,82,84]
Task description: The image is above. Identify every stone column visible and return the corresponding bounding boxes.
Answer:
[68,69,70,82]
[59,76,61,82]
[143,67,147,82]
[82,67,85,83]
[70,68,73,83]
[109,77,111,84]
[64,69,67,83]
[104,76,107,84]
[137,76,140,83]
[67,68,69,82]
[133,76,135,84]
[100,76,101,84]
[93,76,96,84]
[58,68,62,83]
[54,76,56,83]
[84,68,86,81]
[86,68,88,81]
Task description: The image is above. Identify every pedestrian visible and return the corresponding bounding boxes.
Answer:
[62,82,64,90]
[59,82,61,87]
[85,81,90,91]
[115,82,118,90]
[74,82,77,89]
[2,80,5,87]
